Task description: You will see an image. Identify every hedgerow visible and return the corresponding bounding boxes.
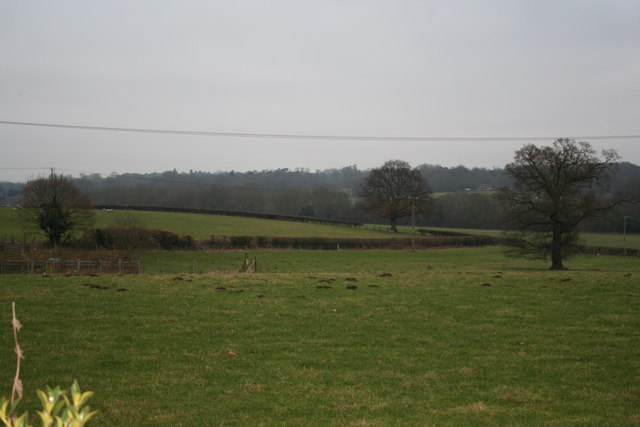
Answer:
[205,235,499,250]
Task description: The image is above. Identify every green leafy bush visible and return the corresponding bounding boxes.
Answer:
[2,303,97,426]
[0,381,97,427]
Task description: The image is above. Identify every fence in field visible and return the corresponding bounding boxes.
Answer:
[205,234,500,250]
[579,245,640,257]
[1,240,24,255]
[0,259,140,275]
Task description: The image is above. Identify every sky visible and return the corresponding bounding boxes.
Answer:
[1,0,639,182]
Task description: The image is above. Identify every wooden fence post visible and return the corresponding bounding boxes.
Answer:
[118,259,122,274]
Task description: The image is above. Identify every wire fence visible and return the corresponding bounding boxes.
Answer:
[0,240,24,256]
[0,258,140,275]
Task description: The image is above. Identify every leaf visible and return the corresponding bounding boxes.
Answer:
[0,398,10,423]
[79,408,98,424]
[36,409,55,427]
[12,413,29,427]
[69,381,80,395]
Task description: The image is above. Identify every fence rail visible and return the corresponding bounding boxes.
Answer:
[0,259,140,275]
[0,240,24,255]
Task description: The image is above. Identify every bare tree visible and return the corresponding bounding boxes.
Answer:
[357,160,432,232]
[500,139,621,270]
[112,214,148,253]
[19,174,95,246]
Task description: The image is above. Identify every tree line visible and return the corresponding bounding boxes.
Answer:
[67,163,513,194]
[10,139,640,269]
[3,159,640,234]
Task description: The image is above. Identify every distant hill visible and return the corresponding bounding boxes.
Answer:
[3,162,638,233]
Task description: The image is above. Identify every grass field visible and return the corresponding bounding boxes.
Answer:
[1,247,639,426]
[95,210,404,239]
[0,208,402,241]
[407,226,640,250]
[0,207,23,240]
[2,207,639,250]
[137,246,639,275]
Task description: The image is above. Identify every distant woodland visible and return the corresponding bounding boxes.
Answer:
[2,162,639,233]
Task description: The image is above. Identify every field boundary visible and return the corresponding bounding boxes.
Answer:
[1,240,24,255]
[579,245,640,257]
[0,258,140,274]
[95,204,363,227]
[205,234,499,250]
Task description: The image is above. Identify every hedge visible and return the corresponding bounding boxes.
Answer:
[92,228,196,250]
[205,235,499,250]
[578,245,639,257]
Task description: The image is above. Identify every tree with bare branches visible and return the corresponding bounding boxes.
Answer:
[500,139,621,270]
[18,174,95,246]
[357,160,432,232]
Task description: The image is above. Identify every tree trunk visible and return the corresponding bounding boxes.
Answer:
[389,218,398,233]
[549,255,566,270]
[549,224,567,270]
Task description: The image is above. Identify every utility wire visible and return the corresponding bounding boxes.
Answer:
[1,120,639,142]
[0,167,54,170]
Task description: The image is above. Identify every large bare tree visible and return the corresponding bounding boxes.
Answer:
[357,160,432,232]
[501,139,621,270]
[19,174,95,246]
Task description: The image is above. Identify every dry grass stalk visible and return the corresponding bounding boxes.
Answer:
[10,302,23,405]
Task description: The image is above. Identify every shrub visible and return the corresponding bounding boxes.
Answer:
[2,303,97,426]
[0,381,97,427]
[90,228,195,250]
[204,235,499,250]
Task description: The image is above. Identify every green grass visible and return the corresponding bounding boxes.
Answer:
[580,232,640,249]
[95,210,406,239]
[413,226,640,250]
[0,207,25,240]
[3,207,639,249]
[0,208,403,241]
[1,247,639,426]
[137,245,638,275]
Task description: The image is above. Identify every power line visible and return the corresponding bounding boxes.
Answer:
[1,120,639,142]
[0,167,54,170]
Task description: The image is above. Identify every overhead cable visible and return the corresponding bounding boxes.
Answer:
[1,120,639,142]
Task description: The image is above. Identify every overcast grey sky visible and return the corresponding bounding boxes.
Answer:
[1,0,639,182]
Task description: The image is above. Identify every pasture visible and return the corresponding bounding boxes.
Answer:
[0,208,401,242]
[2,208,640,250]
[394,225,640,251]
[1,248,638,426]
